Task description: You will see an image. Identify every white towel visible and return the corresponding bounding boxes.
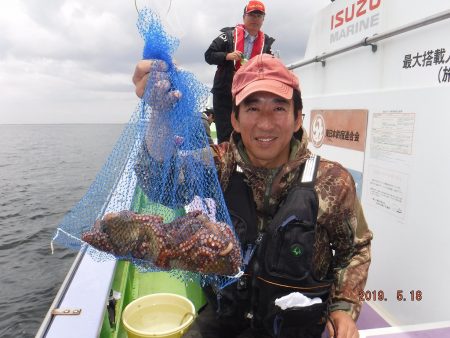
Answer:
[275,292,322,310]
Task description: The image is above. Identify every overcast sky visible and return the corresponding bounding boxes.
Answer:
[0,0,330,124]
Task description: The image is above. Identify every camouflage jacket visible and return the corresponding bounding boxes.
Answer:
[211,130,373,320]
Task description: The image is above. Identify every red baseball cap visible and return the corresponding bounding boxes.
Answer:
[245,1,265,14]
[232,54,300,105]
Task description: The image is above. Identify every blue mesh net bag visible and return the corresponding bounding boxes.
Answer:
[52,8,242,288]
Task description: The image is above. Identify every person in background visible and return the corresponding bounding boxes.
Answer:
[201,107,215,145]
[204,0,275,144]
[133,54,372,338]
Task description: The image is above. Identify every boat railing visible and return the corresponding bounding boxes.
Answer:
[35,248,87,338]
[287,9,450,70]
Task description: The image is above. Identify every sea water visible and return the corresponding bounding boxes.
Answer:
[0,124,123,337]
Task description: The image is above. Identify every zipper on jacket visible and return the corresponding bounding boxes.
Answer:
[273,215,298,270]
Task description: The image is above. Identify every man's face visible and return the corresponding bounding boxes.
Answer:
[243,12,264,33]
[231,91,302,169]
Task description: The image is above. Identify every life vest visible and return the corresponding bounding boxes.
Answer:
[210,155,333,338]
[233,24,265,71]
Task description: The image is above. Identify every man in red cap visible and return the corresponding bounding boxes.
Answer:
[204,1,275,144]
[133,54,372,338]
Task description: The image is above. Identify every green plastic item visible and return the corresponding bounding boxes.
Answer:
[99,188,207,338]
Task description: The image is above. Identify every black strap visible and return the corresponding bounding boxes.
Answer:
[223,166,258,245]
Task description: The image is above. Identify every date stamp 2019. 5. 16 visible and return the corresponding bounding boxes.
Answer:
[358,289,423,302]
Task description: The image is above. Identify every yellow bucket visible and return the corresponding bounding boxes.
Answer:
[122,293,196,338]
